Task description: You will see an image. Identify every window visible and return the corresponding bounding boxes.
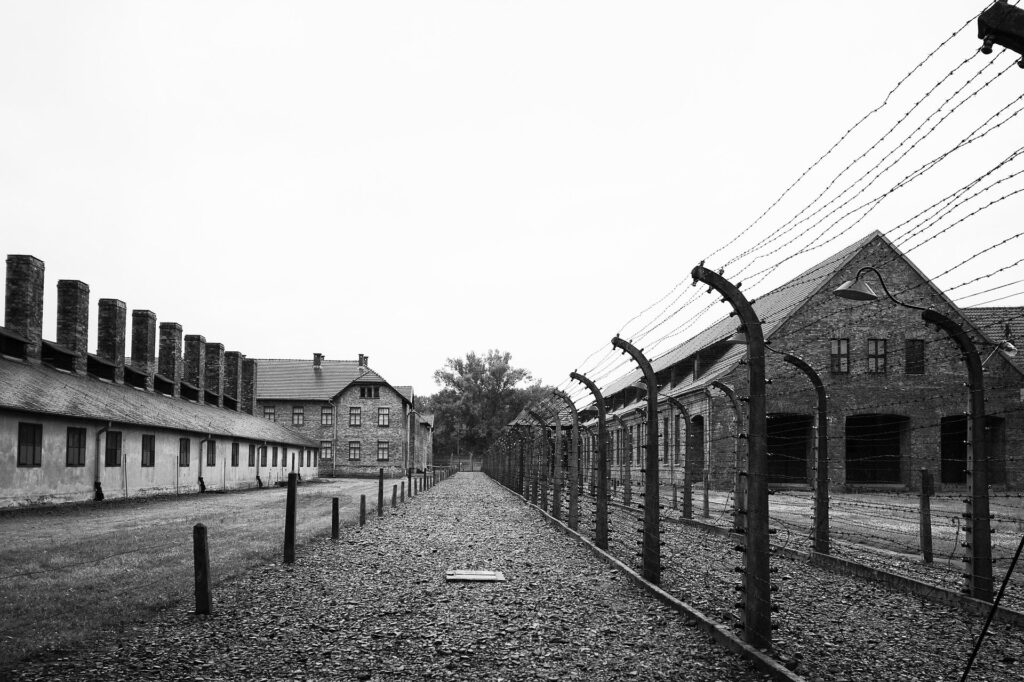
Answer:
[349,406,362,427]
[348,441,361,461]
[322,406,333,426]
[321,441,333,460]
[179,438,190,467]
[272,446,278,467]
[66,427,86,467]
[264,405,276,421]
[17,422,42,467]
[377,441,390,461]
[282,449,287,468]
[141,434,155,467]
[248,443,256,467]
[378,407,390,427]
[306,450,312,467]
[260,446,267,467]
[867,338,887,373]
[359,386,380,399]
[292,406,304,426]
[830,338,850,374]
[906,339,925,374]
[231,442,240,467]
[105,431,122,467]
[206,441,217,467]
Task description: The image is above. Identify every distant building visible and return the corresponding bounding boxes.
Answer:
[0,255,318,508]
[254,355,429,477]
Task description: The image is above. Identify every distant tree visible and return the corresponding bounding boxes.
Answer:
[419,350,552,462]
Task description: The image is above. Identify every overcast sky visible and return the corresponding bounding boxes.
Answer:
[2,2,1021,401]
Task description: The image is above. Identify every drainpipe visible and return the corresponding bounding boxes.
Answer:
[94,422,110,501]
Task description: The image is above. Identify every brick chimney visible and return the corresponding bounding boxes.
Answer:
[224,350,242,409]
[57,279,89,373]
[97,299,126,382]
[204,342,225,407]
[158,322,182,397]
[358,353,368,367]
[131,310,157,390]
[4,255,45,362]
[241,358,257,415]
[183,334,206,391]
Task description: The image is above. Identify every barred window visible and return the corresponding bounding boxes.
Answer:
[377,441,390,461]
[292,406,304,426]
[272,446,278,467]
[18,423,42,467]
[905,339,925,374]
[264,405,276,421]
[179,438,190,467]
[248,443,256,467]
[231,442,240,467]
[867,338,887,373]
[206,440,217,467]
[830,338,850,374]
[321,406,333,426]
[348,441,361,461]
[378,407,390,427]
[66,427,86,467]
[141,434,155,467]
[349,407,362,427]
[260,446,268,467]
[105,431,122,467]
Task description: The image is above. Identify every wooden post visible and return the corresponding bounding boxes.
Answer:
[378,468,385,518]
[193,523,212,615]
[920,468,934,564]
[392,484,397,509]
[283,472,297,564]
[401,480,405,502]
[359,494,366,526]
[331,497,340,540]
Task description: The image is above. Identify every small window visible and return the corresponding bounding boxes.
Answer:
[260,446,268,467]
[348,441,361,461]
[378,407,390,427]
[206,441,217,467]
[292,406,304,426]
[272,446,278,467]
[830,338,850,374]
[906,339,925,374]
[282,449,288,468]
[359,386,380,399]
[105,431,122,467]
[264,405,276,421]
[867,338,887,373]
[141,434,155,467]
[349,406,362,427]
[377,441,390,461]
[231,442,240,467]
[17,422,43,467]
[66,427,86,467]
[179,438,190,467]
[321,440,333,460]
[321,406,333,426]
[248,443,256,467]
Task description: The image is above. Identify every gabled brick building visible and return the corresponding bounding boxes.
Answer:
[254,355,425,477]
[575,231,1024,491]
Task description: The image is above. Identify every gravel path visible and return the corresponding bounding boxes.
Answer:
[9,473,763,681]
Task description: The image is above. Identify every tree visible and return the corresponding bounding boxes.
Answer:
[419,350,551,462]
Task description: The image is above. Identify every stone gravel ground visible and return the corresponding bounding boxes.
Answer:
[9,473,764,681]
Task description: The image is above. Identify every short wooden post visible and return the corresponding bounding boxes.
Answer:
[378,468,385,518]
[392,484,397,509]
[359,494,366,526]
[193,523,212,615]
[283,472,297,564]
[920,468,934,564]
[331,497,339,540]
[400,480,405,502]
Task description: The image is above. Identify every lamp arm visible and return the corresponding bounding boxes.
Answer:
[854,266,928,312]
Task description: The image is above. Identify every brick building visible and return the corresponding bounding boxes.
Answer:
[570,231,1024,492]
[254,355,428,477]
[0,255,318,508]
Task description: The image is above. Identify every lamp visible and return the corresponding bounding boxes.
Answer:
[983,339,1019,366]
[833,266,926,310]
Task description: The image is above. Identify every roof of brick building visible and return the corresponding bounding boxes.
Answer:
[0,357,316,445]
[395,385,415,404]
[254,359,385,401]
[962,306,1024,369]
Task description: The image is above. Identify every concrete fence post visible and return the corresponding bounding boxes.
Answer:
[193,523,212,615]
[392,484,397,509]
[283,472,297,564]
[920,468,934,564]
[378,468,385,518]
[359,494,366,526]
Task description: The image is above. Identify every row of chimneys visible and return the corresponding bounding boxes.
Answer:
[2,255,256,414]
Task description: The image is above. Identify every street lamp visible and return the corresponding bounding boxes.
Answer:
[833,265,995,601]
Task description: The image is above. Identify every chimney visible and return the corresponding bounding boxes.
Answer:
[241,358,257,415]
[358,353,368,367]
[131,310,157,390]
[183,334,206,391]
[158,322,183,397]
[97,298,126,382]
[204,342,225,407]
[56,279,89,373]
[4,255,45,362]
[313,352,324,369]
[224,350,243,409]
